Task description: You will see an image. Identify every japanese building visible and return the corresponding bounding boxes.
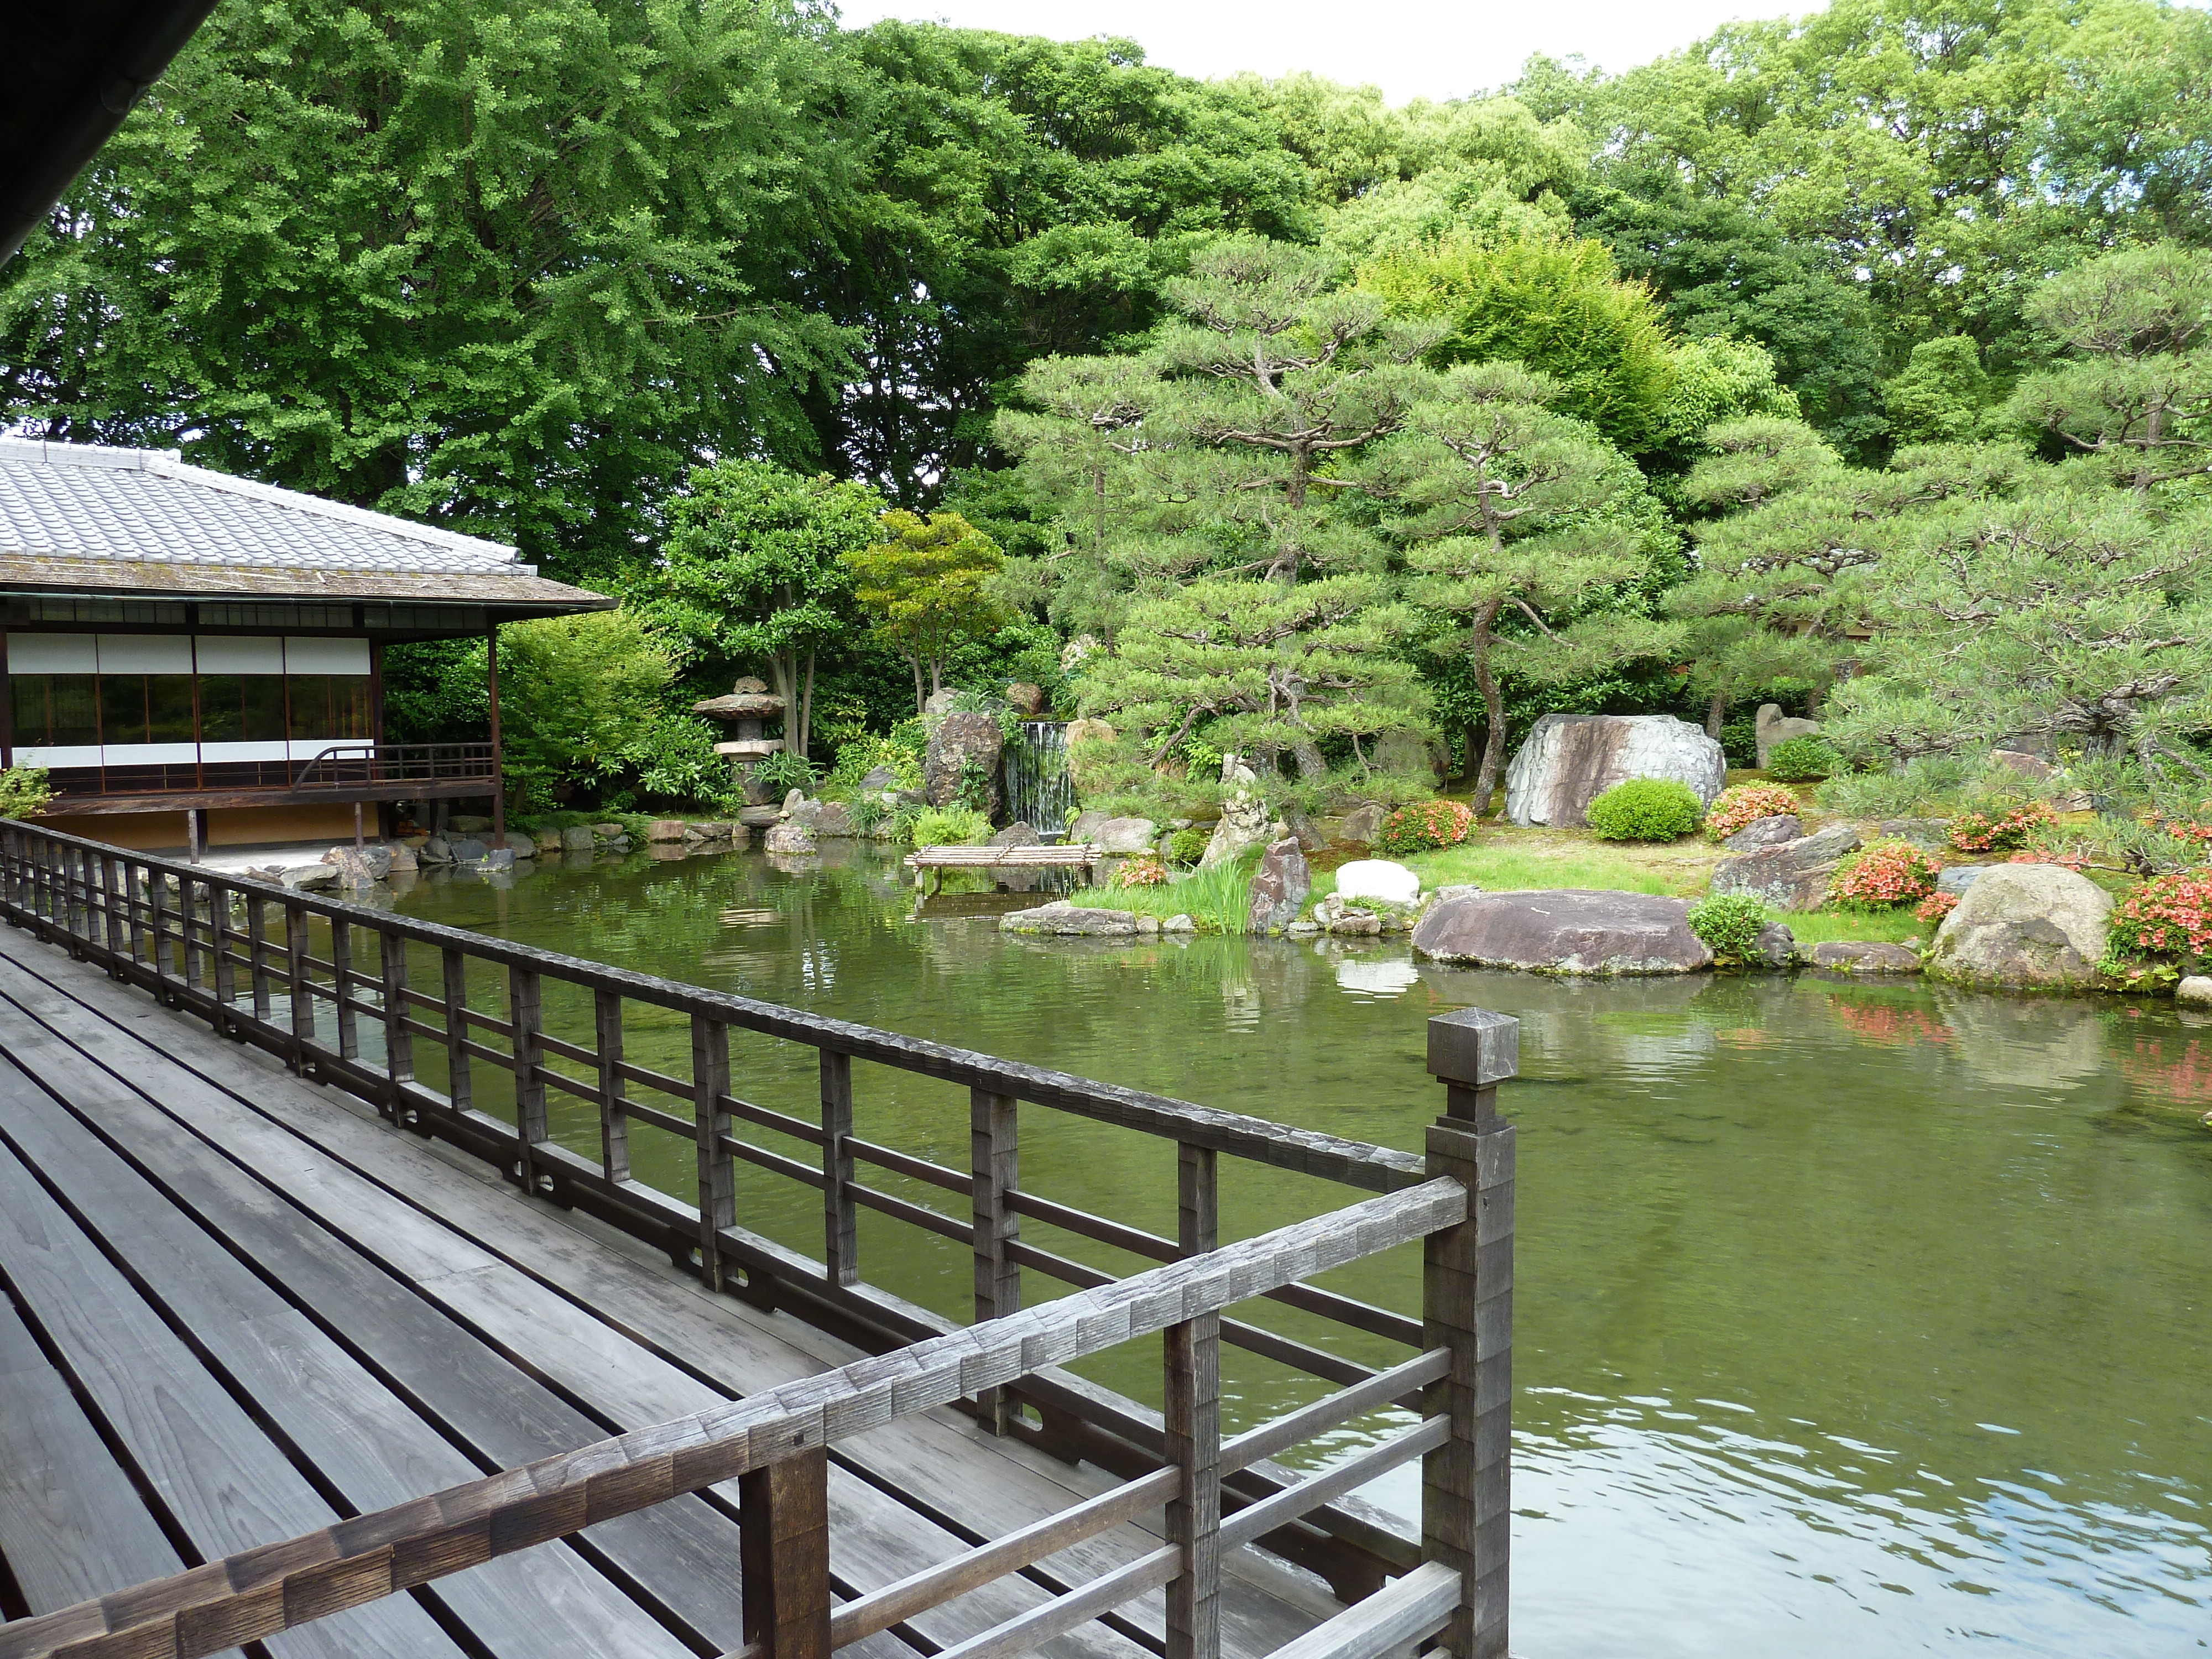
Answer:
[0,437,613,852]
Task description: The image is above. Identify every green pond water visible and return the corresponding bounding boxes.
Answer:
[388,842,2211,1658]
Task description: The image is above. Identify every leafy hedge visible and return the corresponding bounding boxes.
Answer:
[1765,737,1840,781]
[1585,779,1703,842]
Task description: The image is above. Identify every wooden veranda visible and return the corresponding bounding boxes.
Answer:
[0,822,1517,1659]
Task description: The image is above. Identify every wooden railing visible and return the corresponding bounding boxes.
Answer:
[0,820,1520,1659]
[41,742,497,809]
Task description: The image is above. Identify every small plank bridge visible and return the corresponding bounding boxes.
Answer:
[904,843,1106,896]
[0,822,1516,1659]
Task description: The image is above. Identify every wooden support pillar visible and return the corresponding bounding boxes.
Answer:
[486,623,507,851]
[1167,1139,1222,1659]
[353,799,366,849]
[739,1448,831,1659]
[692,1015,734,1291]
[380,931,414,1119]
[970,1087,1019,1433]
[186,807,202,865]
[821,1050,856,1286]
[441,946,473,1115]
[1422,1006,1518,1659]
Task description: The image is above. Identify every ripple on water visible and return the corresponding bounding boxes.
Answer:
[394,848,2212,1658]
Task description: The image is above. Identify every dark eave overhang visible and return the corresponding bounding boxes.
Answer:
[1,1,223,266]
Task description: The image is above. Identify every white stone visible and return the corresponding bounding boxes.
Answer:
[1334,859,1421,907]
[2176,975,2212,1008]
[1504,713,1726,828]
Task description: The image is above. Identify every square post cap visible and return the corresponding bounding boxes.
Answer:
[1427,1006,1519,1086]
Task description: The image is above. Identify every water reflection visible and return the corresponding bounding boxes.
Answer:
[393,846,2212,1658]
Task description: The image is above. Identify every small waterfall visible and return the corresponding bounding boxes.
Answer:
[1004,721,1077,841]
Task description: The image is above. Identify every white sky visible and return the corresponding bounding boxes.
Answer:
[830,0,1820,104]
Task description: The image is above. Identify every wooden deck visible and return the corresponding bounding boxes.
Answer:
[0,926,1338,1659]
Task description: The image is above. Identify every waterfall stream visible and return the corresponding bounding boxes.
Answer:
[1003,721,1076,840]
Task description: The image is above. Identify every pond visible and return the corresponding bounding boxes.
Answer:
[389,842,2211,1659]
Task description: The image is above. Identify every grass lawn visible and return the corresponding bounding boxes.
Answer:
[1774,906,1930,946]
[1311,826,1728,900]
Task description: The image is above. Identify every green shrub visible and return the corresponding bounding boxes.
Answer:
[1165,826,1211,866]
[1815,754,1974,816]
[1375,800,1475,855]
[1765,736,1840,781]
[753,749,819,796]
[0,766,51,820]
[828,734,920,794]
[909,806,992,847]
[1585,779,1703,842]
[1686,894,1769,960]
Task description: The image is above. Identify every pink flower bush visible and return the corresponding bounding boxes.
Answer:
[1827,839,1943,909]
[1948,800,2056,854]
[1704,782,1803,841]
[1376,800,1474,856]
[1915,890,1959,925]
[2106,869,2212,969]
[1114,855,1169,888]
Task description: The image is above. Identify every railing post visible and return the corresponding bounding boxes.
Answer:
[1422,1007,1517,1659]
[380,930,414,1119]
[148,865,173,994]
[509,964,547,1193]
[210,881,237,1022]
[331,915,359,1060]
[595,988,628,1182]
[739,1448,831,1659]
[283,899,315,1065]
[970,1087,1019,1433]
[821,1050,856,1287]
[441,946,473,1115]
[692,1015,734,1291]
[1167,1139,1222,1659]
[244,890,274,1020]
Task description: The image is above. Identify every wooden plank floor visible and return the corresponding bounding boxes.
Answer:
[0,924,1338,1659]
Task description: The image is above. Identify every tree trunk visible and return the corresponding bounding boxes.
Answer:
[1460,721,1483,784]
[910,658,925,715]
[1705,689,1728,739]
[1470,602,1509,816]
[1292,740,1327,781]
[770,655,800,754]
[930,659,943,698]
[798,650,816,759]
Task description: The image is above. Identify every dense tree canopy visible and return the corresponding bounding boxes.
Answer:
[7,0,2212,816]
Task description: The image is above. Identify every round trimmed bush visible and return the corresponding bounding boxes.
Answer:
[1585,778,1703,842]
[1376,800,1475,857]
[1765,736,1840,781]
[1686,893,1768,961]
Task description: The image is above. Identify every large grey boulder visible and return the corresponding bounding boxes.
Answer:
[1709,822,1861,910]
[1094,816,1156,855]
[321,844,394,885]
[990,821,1041,848]
[1723,814,1801,850]
[1068,808,1111,847]
[1504,714,1725,828]
[1338,802,1386,846]
[559,826,595,853]
[1936,865,1987,895]
[763,822,816,855]
[924,712,1004,817]
[811,801,857,837]
[1755,703,1823,767]
[1247,837,1311,933]
[1412,889,1714,975]
[1200,793,1271,869]
[449,836,491,864]
[1926,863,2111,990]
[1000,902,1138,937]
[2177,975,2212,1008]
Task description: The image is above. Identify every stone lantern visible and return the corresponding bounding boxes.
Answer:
[692,677,787,804]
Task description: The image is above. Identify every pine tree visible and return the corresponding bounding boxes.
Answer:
[1370,362,1680,806]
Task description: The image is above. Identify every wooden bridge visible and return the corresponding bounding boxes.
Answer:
[0,822,1517,1659]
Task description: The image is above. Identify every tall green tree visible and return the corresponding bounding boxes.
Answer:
[2006,244,2212,495]
[843,510,1009,711]
[654,462,886,758]
[1371,362,1679,805]
[0,0,860,582]
[495,610,676,811]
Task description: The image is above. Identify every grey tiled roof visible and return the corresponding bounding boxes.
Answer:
[0,440,531,575]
